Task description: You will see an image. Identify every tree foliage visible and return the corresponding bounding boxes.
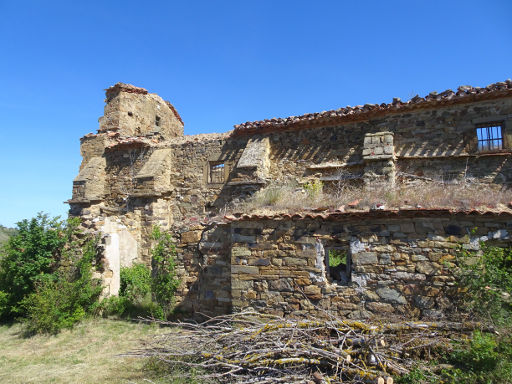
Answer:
[0,213,102,333]
[0,213,72,318]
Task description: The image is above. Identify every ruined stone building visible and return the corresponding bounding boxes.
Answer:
[69,80,512,319]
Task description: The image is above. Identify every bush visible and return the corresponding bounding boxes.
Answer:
[457,244,512,326]
[120,263,152,303]
[22,236,102,334]
[103,228,180,320]
[399,245,512,383]
[328,249,346,267]
[151,227,180,318]
[0,290,8,318]
[303,179,323,199]
[102,263,164,319]
[0,213,72,318]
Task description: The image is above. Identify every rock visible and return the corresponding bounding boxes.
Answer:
[304,285,322,300]
[181,230,202,243]
[353,252,378,265]
[415,261,437,275]
[376,287,407,304]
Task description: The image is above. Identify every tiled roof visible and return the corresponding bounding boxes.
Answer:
[233,79,512,135]
[222,208,512,222]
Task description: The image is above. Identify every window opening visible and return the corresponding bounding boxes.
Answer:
[326,248,350,285]
[476,124,503,152]
[209,162,225,183]
[155,115,161,127]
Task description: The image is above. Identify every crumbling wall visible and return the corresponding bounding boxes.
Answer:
[69,82,512,318]
[98,83,184,139]
[228,212,512,319]
[264,98,512,188]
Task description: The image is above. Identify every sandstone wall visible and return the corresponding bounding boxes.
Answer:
[264,98,512,186]
[227,212,512,319]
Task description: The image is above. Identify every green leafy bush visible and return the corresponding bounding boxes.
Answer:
[0,290,8,318]
[328,249,346,267]
[22,236,102,334]
[151,226,180,318]
[120,263,152,303]
[400,245,512,383]
[103,228,180,320]
[0,213,72,318]
[457,244,512,326]
[102,263,164,319]
[303,179,323,199]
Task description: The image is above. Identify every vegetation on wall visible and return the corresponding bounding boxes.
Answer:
[238,178,512,214]
[102,226,180,320]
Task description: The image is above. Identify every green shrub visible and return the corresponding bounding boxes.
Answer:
[22,237,102,334]
[103,229,180,320]
[0,290,8,317]
[0,213,73,318]
[151,227,180,318]
[457,244,512,326]
[303,179,323,199]
[120,263,152,303]
[328,249,346,267]
[399,245,512,383]
[102,263,164,319]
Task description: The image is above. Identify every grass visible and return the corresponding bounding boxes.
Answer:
[232,178,512,215]
[0,318,191,384]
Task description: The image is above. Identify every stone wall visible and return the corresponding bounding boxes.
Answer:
[227,211,512,319]
[264,98,512,187]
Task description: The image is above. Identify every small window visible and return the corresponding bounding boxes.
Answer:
[476,124,503,152]
[155,115,161,127]
[326,248,351,285]
[209,162,225,183]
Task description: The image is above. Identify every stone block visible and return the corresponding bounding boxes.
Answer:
[250,258,270,266]
[304,285,322,300]
[283,257,308,266]
[181,230,202,244]
[232,265,259,274]
[232,247,252,257]
[415,261,437,275]
[232,280,254,290]
[352,252,378,265]
[379,253,392,265]
[232,233,256,243]
[376,287,407,304]
[366,302,394,313]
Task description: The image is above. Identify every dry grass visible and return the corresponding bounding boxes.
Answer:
[0,318,191,384]
[234,179,512,215]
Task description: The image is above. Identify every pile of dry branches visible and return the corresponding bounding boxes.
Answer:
[129,311,485,384]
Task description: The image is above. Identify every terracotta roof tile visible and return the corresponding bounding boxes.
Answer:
[233,79,512,136]
[222,208,512,222]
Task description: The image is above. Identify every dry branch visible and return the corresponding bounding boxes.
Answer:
[127,311,481,383]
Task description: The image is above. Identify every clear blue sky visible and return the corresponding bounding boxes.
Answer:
[0,0,511,227]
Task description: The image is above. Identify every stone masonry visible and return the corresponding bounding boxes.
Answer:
[69,80,512,318]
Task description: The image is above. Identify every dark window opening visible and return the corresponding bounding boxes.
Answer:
[155,115,161,127]
[477,124,503,152]
[326,248,351,285]
[209,162,225,183]
[127,111,133,117]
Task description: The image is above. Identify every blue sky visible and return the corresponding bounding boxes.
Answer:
[0,0,511,227]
